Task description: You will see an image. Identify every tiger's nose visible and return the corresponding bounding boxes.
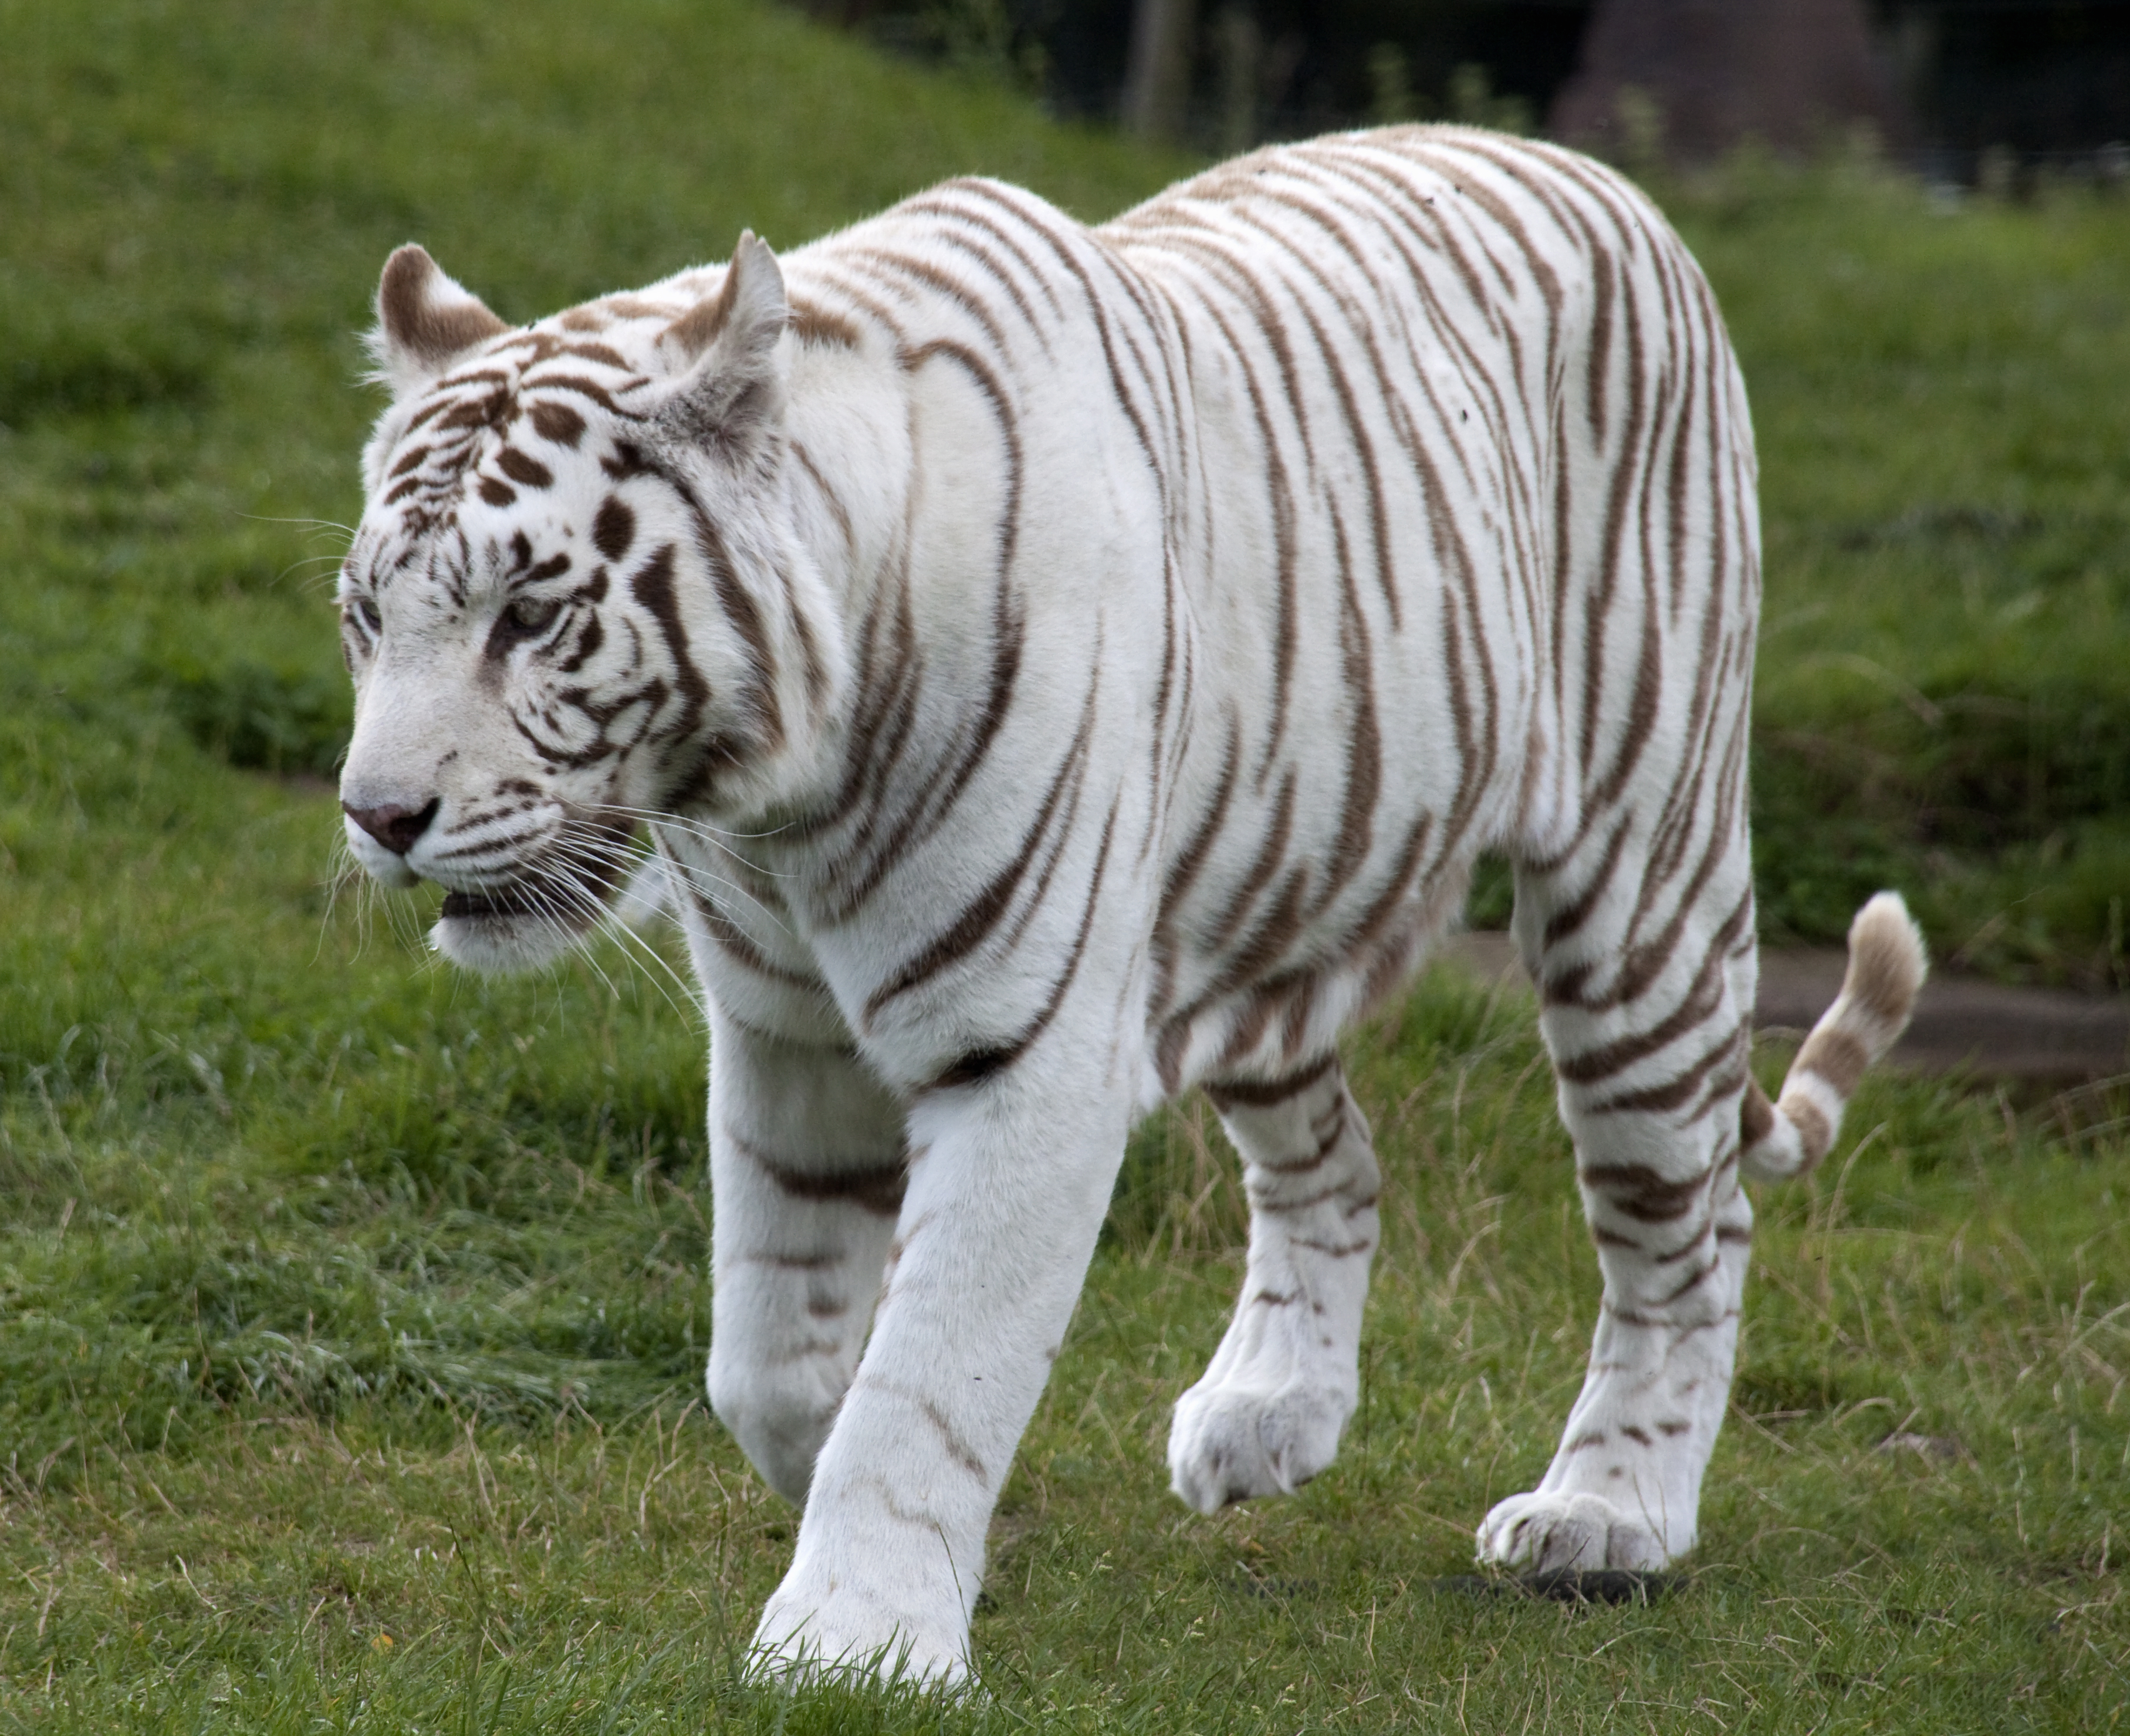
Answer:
[343,798,439,856]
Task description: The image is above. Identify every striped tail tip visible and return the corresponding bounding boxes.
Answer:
[1740,891,1928,1183]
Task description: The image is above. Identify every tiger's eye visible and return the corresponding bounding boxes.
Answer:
[353,596,382,633]
[503,595,562,637]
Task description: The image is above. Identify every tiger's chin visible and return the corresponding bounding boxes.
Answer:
[430,884,596,974]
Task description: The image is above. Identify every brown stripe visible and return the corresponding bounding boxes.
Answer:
[1578,1159,1710,1224]
[998,207,1169,488]
[789,440,856,555]
[1539,819,1632,954]
[626,543,712,745]
[1202,768,1298,955]
[926,799,1118,1092]
[863,688,1096,1022]
[788,298,862,349]
[1205,1051,1340,1112]
[675,495,780,755]
[1587,1022,1747,1119]
[665,259,748,358]
[686,886,820,991]
[1309,509,1382,920]
[1794,1025,1871,1099]
[1780,1094,1834,1168]
[1553,910,1741,1085]
[730,1130,907,1218]
[1655,1257,1719,1306]
[1149,714,1242,1014]
[846,246,1012,356]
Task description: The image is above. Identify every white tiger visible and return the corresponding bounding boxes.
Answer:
[335,126,1925,1683]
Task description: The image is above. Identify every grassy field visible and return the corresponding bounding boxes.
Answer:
[2,1,2127,1729]
[1673,153,2130,985]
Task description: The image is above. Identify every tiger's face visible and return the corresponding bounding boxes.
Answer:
[337,239,800,972]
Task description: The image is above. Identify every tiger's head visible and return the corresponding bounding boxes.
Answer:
[337,237,836,972]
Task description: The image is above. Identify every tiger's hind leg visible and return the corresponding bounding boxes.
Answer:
[1475,877,1925,1571]
[1475,846,1762,1573]
[1168,1055,1382,1512]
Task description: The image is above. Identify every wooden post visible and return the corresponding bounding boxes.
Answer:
[1123,0,1199,144]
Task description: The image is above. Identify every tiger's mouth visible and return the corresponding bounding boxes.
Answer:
[439,881,587,923]
[426,822,634,971]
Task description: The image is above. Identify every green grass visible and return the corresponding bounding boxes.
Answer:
[2,2,2127,1728]
[7,968,2127,1731]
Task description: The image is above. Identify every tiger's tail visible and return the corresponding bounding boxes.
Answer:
[1740,892,1928,1183]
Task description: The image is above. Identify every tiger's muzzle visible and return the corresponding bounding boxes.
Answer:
[424,810,639,972]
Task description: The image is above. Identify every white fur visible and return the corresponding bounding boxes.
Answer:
[336,129,1915,1684]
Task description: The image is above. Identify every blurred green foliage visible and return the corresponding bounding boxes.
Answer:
[1661,153,2130,980]
[6,2,2128,976]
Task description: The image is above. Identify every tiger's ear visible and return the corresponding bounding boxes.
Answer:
[369,245,508,398]
[653,231,789,466]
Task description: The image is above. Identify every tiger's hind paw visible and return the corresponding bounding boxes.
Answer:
[1476,1491,1673,1573]
[1167,1379,1350,1514]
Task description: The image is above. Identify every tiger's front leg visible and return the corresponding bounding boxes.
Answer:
[1168,1055,1382,1511]
[705,1011,909,1505]
[749,1061,1134,1684]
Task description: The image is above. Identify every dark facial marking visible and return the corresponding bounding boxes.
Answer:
[478,477,516,507]
[442,390,512,432]
[600,440,651,479]
[498,446,554,488]
[529,401,586,447]
[628,544,711,725]
[559,613,606,673]
[593,497,636,562]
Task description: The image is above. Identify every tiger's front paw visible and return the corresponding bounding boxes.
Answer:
[750,1581,971,1688]
[1167,1377,1351,1514]
[1476,1491,1675,1573]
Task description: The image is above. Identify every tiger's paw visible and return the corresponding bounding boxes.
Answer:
[1475,1491,1676,1573]
[750,1583,971,1688]
[1167,1377,1351,1514]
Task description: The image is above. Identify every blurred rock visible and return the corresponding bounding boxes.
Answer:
[1550,0,1914,163]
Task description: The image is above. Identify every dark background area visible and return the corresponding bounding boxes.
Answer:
[796,0,2130,179]
[1911,0,2130,167]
